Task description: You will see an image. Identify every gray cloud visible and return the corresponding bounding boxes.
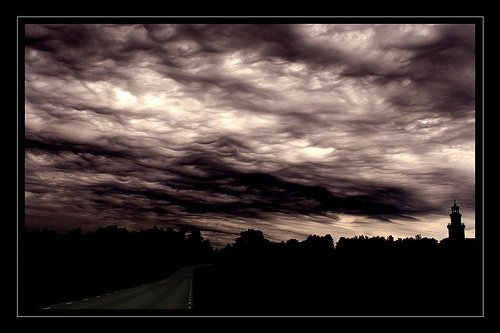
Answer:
[24,23,476,244]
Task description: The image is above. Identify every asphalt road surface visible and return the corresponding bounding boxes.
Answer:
[43,265,205,310]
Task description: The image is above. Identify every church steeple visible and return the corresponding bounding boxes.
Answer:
[447,200,465,240]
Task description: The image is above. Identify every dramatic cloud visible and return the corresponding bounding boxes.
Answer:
[24,24,476,246]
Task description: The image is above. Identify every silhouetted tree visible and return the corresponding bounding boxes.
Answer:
[285,238,300,249]
[302,234,334,251]
[234,229,269,251]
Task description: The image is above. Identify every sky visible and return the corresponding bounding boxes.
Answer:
[24,23,476,247]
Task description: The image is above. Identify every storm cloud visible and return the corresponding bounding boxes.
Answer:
[24,23,476,246]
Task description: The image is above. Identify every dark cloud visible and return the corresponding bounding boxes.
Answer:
[24,23,476,244]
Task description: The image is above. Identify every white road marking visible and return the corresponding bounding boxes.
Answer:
[83,298,89,301]
[65,302,73,305]
[114,291,118,294]
[42,306,52,310]
[188,275,194,310]
[96,296,101,298]
[106,293,111,296]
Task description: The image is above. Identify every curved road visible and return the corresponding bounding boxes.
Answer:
[44,265,205,310]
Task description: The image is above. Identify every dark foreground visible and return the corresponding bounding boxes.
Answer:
[20,226,213,314]
[193,240,481,315]
[20,227,482,316]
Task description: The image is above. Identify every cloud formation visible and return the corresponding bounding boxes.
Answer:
[24,24,476,246]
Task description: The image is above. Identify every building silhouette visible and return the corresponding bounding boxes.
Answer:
[447,200,465,240]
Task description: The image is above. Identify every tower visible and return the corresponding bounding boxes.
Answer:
[447,200,465,240]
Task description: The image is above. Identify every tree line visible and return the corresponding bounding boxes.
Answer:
[20,226,481,315]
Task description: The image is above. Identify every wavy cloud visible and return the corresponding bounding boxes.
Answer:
[24,23,476,245]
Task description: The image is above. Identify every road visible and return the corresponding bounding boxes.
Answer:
[44,265,205,310]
